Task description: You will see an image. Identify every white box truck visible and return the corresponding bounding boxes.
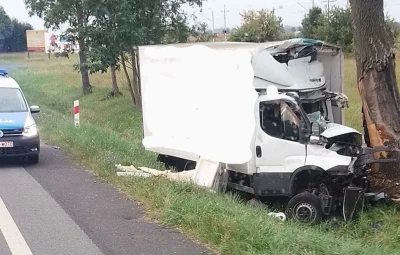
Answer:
[137,40,397,223]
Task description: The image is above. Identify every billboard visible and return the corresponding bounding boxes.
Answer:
[44,32,80,53]
[26,30,46,52]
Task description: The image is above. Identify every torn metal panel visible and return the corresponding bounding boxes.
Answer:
[343,186,364,222]
[252,51,326,91]
[321,123,361,139]
[323,91,349,108]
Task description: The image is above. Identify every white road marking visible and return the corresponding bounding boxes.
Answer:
[0,197,33,255]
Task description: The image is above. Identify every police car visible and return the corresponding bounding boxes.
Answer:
[0,68,40,163]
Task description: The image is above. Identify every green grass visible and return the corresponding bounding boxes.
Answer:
[2,52,400,254]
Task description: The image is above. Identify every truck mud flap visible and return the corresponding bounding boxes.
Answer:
[212,167,229,193]
[343,186,365,222]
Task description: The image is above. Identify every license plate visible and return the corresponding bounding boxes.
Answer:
[0,142,13,148]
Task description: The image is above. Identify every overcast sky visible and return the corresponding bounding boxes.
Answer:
[1,0,400,31]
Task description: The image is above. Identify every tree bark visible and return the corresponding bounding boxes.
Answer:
[110,64,120,96]
[349,0,400,198]
[120,52,136,106]
[77,37,92,94]
[131,48,142,109]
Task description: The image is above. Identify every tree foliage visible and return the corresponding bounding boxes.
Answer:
[190,22,213,42]
[325,7,353,51]
[301,7,324,40]
[301,6,400,52]
[0,6,33,52]
[24,0,97,94]
[229,9,283,42]
[23,0,202,99]
[0,6,12,41]
[83,0,202,106]
[5,19,34,52]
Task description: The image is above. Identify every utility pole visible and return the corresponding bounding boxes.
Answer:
[211,9,215,34]
[221,4,229,41]
[322,0,337,19]
[312,0,315,8]
[197,8,215,41]
[210,9,215,42]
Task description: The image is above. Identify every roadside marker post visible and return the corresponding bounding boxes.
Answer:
[74,100,80,128]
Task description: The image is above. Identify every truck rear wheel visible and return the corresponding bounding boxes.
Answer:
[286,192,323,224]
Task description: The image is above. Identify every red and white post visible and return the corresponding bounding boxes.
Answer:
[74,100,80,128]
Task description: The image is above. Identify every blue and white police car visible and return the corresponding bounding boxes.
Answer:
[0,68,40,163]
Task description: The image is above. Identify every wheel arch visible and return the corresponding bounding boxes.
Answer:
[289,166,326,195]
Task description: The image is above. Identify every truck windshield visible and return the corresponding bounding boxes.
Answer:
[0,88,28,113]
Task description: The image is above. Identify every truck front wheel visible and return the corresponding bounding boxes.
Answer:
[286,192,323,224]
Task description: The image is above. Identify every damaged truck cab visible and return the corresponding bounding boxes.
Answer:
[254,38,348,126]
[138,40,371,224]
[227,85,365,223]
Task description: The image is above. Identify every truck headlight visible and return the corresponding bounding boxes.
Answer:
[23,124,38,137]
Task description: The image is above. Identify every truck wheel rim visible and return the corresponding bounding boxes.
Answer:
[295,203,316,223]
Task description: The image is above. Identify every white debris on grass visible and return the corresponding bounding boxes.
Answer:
[115,164,197,183]
[116,162,289,221]
[116,158,223,190]
[267,212,287,221]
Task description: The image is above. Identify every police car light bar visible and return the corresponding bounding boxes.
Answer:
[0,68,9,77]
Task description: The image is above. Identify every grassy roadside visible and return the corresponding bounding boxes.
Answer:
[2,52,400,254]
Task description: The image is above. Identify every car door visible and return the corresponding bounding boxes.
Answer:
[255,99,307,174]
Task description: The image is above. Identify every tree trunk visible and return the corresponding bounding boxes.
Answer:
[77,37,92,94]
[349,0,400,198]
[110,64,120,96]
[120,52,136,106]
[131,48,142,109]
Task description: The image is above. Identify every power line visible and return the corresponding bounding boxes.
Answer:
[321,0,337,17]
[298,2,309,11]
[221,4,229,30]
[197,9,215,33]
[221,4,229,41]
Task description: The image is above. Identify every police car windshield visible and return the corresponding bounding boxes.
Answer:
[0,88,28,113]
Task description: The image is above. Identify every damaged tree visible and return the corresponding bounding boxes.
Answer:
[349,0,400,198]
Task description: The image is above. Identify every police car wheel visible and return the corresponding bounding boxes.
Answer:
[28,155,39,164]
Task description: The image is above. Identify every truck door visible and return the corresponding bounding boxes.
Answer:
[255,99,307,174]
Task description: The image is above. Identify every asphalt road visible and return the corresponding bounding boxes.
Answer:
[0,144,211,255]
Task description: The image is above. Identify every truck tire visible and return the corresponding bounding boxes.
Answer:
[286,192,323,224]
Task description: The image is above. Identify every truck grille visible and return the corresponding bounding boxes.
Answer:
[0,147,27,155]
